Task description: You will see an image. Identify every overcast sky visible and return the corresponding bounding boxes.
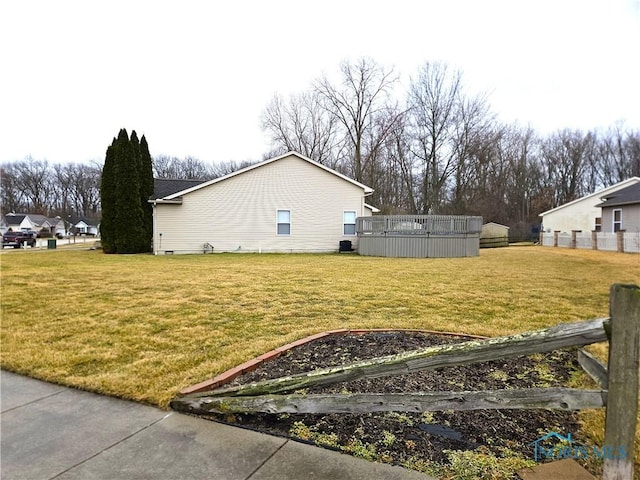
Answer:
[1,0,639,166]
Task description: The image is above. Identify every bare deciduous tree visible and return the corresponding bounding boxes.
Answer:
[0,163,27,213]
[13,157,53,214]
[590,123,640,188]
[540,129,593,207]
[152,155,216,180]
[261,91,345,169]
[408,61,464,213]
[314,57,400,184]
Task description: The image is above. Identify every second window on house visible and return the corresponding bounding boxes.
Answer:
[277,210,291,235]
[343,211,357,235]
[613,209,622,232]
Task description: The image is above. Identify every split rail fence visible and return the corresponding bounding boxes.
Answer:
[172,284,639,480]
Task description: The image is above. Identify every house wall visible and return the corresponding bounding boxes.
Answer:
[601,205,640,233]
[541,200,602,234]
[539,178,640,234]
[153,155,371,254]
[7,218,35,231]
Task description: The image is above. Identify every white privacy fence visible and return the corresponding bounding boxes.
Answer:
[541,231,640,253]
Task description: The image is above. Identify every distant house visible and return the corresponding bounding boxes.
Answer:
[5,213,67,237]
[539,177,640,233]
[480,222,509,248]
[4,213,37,232]
[27,214,66,237]
[0,214,8,235]
[149,151,376,254]
[596,182,640,233]
[71,218,99,236]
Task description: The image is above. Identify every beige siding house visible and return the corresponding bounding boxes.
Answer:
[150,152,376,254]
[539,177,640,234]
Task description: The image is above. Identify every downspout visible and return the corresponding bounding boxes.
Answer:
[150,200,158,255]
[363,189,374,216]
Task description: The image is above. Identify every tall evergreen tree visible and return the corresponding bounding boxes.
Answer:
[100,137,118,253]
[139,135,154,252]
[100,128,154,254]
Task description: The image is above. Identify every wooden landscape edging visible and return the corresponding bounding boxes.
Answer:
[179,328,487,396]
[175,317,609,400]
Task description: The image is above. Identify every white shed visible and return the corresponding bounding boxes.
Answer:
[150,152,375,254]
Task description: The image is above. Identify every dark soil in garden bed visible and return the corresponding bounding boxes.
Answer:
[199,331,588,474]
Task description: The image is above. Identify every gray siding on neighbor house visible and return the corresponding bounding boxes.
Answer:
[153,154,371,254]
[601,204,640,233]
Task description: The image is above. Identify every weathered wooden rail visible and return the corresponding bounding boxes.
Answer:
[180,388,608,415]
[172,284,639,480]
[180,317,608,399]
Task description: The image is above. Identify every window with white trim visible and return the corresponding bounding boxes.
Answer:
[277,210,291,235]
[343,211,357,235]
[613,209,622,232]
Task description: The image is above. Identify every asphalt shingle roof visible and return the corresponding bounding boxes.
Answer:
[152,179,207,200]
[597,182,640,207]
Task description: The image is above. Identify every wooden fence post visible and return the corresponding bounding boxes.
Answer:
[603,284,639,480]
[616,231,625,253]
[571,230,580,249]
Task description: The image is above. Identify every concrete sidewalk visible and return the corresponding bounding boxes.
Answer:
[1,371,432,480]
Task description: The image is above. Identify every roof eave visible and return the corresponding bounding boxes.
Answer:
[597,200,640,208]
[150,198,183,205]
[164,151,375,199]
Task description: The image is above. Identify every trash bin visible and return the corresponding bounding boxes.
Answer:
[47,239,57,249]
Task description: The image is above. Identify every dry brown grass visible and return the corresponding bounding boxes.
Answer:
[1,246,638,469]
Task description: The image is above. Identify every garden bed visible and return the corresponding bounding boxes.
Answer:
[187,330,595,478]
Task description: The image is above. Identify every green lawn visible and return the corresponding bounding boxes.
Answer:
[1,246,638,472]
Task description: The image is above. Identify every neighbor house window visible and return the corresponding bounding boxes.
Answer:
[613,209,622,232]
[277,210,291,235]
[343,211,357,235]
[594,217,602,232]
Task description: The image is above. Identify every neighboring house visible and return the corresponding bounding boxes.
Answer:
[5,213,67,237]
[596,182,640,233]
[149,151,376,254]
[72,218,99,236]
[49,217,67,237]
[4,213,37,232]
[539,177,640,233]
[480,222,509,248]
[27,214,66,237]
[0,214,7,235]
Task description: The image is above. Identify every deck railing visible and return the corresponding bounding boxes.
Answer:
[356,215,483,236]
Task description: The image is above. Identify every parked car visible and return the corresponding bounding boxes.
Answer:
[2,230,37,248]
